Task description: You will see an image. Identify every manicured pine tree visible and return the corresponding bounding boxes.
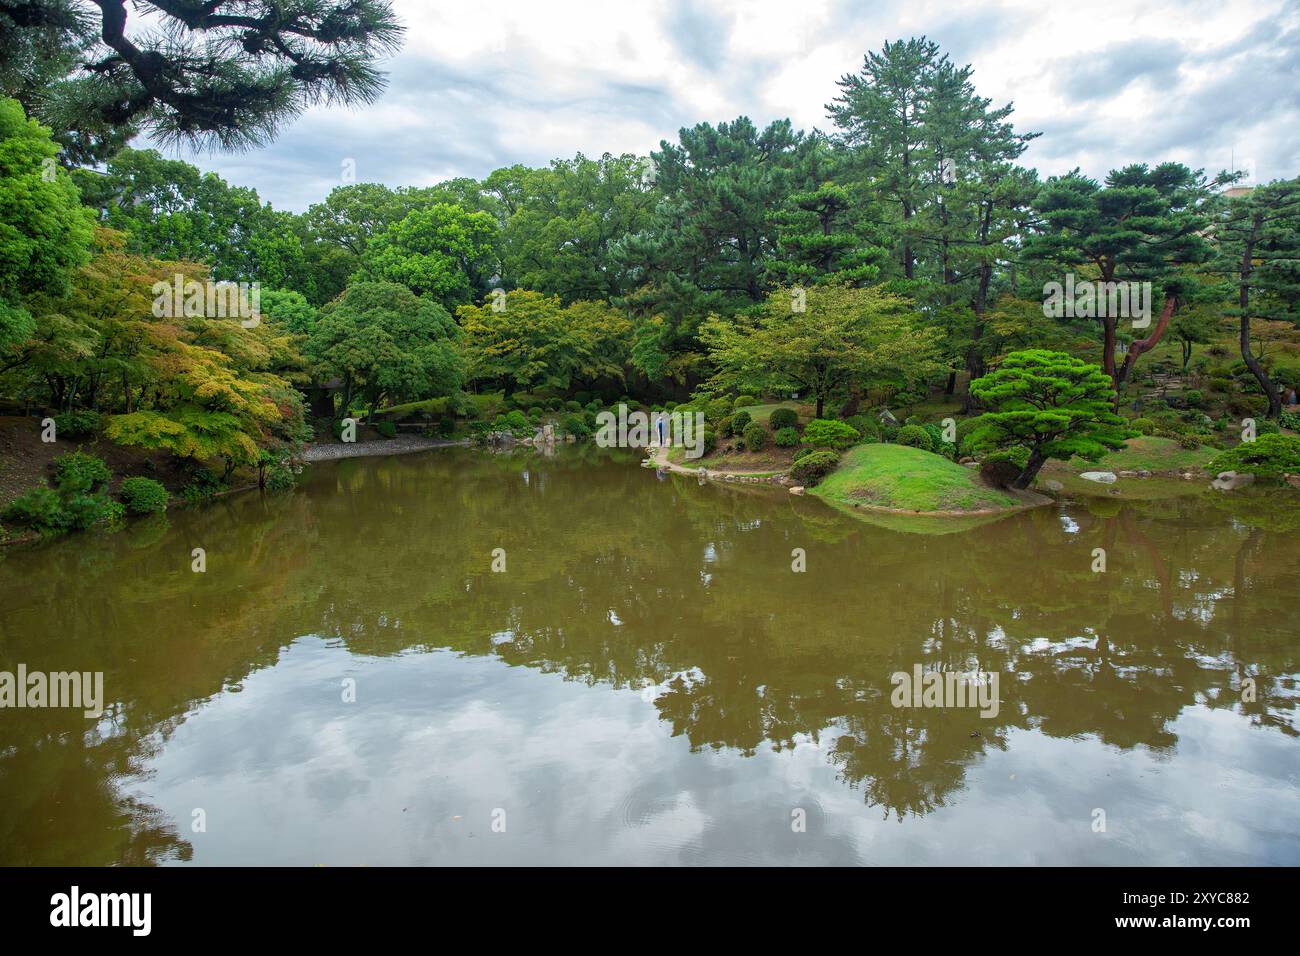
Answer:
[967,350,1133,489]
[1210,178,1300,418]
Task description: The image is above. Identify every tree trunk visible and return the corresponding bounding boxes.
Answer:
[1012,447,1047,489]
[1116,295,1178,390]
[1237,214,1282,418]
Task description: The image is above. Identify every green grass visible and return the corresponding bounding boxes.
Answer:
[1067,436,1216,474]
[375,397,450,420]
[812,443,1022,513]
[733,400,806,425]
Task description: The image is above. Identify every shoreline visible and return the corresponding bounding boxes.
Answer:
[646,444,1052,517]
[301,436,467,462]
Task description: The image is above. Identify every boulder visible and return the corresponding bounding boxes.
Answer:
[1042,479,1064,492]
[1080,471,1118,484]
[789,486,805,495]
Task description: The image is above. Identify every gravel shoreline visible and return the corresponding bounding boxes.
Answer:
[301,437,465,461]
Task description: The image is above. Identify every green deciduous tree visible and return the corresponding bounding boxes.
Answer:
[357,203,497,311]
[0,96,94,358]
[701,284,940,418]
[306,281,463,417]
[495,152,656,302]
[457,290,631,396]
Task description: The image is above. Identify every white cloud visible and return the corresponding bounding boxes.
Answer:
[156,0,1299,210]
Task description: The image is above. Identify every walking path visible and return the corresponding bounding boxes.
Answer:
[302,437,464,462]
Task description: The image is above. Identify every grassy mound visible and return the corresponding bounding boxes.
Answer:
[811,443,1024,513]
[1070,435,1215,474]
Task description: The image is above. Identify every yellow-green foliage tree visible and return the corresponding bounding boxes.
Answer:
[701,284,941,417]
[458,290,631,396]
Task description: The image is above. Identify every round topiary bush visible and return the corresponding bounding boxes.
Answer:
[119,477,169,514]
[701,429,717,455]
[801,418,861,450]
[734,395,757,409]
[790,450,840,486]
[896,424,934,452]
[731,409,753,432]
[1131,417,1156,435]
[52,451,111,494]
[769,407,798,431]
[742,421,767,452]
[774,426,799,447]
[718,415,735,437]
[1183,389,1203,408]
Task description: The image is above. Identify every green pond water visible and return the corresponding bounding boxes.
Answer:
[1,445,1298,865]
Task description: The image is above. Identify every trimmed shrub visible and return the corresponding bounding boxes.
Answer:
[52,452,111,494]
[769,407,798,431]
[790,450,840,486]
[774,426,800,447]
[1183,389,1203,407]
[1178,434,1202,449]
[52,409,101,439]
[801,418,861,450]
[374,420,398,439]
[504,410,529,432]
[718,415,735,437]
[734,394,757,409]
[563,400,582,413]
[742,421,767,452]
[119,477,169,514]
[701,429,717,456]
[435,417,456,438]
[1131,417,1156,435]
[731,409,753,432]
[1208,433,1300,480]
[843,414,878,442]
[1255,418,1281,436]
[896,424,933,451]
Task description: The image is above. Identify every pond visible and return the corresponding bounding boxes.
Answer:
[1,446,1298,865]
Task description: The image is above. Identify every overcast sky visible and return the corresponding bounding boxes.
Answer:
[162,0,1300,212]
